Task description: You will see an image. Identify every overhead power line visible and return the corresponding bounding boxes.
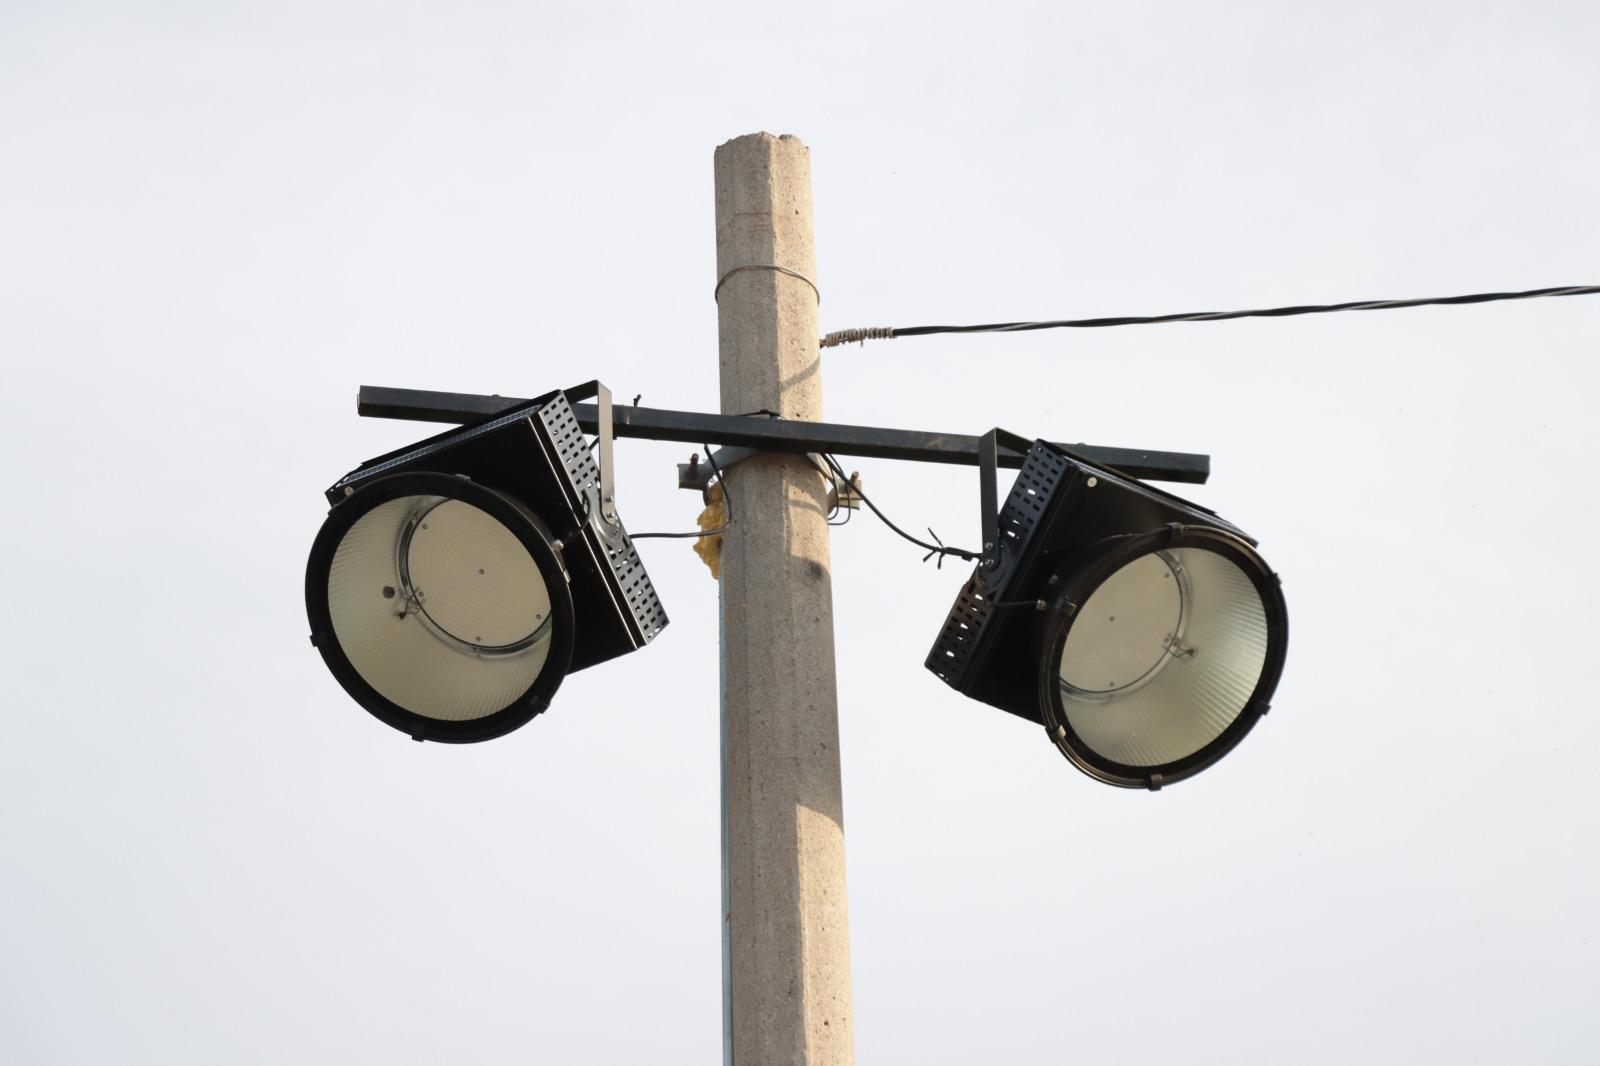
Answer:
[818,284,1600,349]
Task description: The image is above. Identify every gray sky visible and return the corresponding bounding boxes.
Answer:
[3,2,1597,1063]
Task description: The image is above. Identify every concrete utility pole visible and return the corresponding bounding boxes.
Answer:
[714,133,855,1066]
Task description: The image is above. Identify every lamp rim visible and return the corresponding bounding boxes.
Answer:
[1036,524,1288,789]
[305,471,577,743]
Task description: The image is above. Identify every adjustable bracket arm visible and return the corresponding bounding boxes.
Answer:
[978,428,1035,573]
[561,380,618,525]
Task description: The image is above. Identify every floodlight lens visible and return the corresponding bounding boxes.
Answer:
[327,494,554,722]
[1056,545,1270,768]
[307,472,576,741]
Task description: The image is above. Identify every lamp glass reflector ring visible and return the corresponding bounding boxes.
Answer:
[394,499,555,657]
[1038,527,1287,788]
[305,472,576,743]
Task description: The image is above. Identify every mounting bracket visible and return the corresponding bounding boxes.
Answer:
[978,428,1035,573]
[561,380,618,526]
[676,445,858,513]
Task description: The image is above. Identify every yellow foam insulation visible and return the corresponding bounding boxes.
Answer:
[693,482,726,579]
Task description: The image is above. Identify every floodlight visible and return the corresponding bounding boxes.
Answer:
[927,434,1287,788]
[305,384,667,742]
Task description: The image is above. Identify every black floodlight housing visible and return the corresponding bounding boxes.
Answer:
[927,432,1287,789]
[305,383,666,743]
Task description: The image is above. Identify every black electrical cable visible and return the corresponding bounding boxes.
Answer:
[803,454,848,524]
[821,454,977,567]
[819,284,1600,348]
[824,467,851,526]
[630,422,960,557]
[630,445,733,540]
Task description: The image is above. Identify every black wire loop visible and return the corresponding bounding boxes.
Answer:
[631,445,731,540]
[630,416,979,566]
[819,454,978,567]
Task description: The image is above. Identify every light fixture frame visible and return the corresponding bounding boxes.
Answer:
[306,382,668,742]
[926,430,1288,788]
[305,471,578,743]
[1035,523,1288,789]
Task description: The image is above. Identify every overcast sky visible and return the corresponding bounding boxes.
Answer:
[4,2,1598,1063]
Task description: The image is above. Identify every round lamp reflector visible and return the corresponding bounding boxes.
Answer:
[1040,528,1286,787]
[306,473,575,742]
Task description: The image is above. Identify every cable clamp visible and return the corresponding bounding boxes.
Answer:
[820,326,895,349]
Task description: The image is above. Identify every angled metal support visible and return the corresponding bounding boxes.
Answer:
[678,447,860,518]
[978,428,1035,573]
[677,445,828,489]
[677,445,779,491]
[561,381,618,525]
[979,431,998,572]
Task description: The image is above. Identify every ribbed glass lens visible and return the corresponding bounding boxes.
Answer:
[326,494,554,722]
[1058,547,1268,767]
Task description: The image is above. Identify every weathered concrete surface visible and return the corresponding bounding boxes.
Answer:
[715,132,855,1066]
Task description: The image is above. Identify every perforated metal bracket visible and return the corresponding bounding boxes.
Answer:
[978,428,1034,574]
[563,380,617,526]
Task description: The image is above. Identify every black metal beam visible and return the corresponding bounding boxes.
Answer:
[357,385,1210,484]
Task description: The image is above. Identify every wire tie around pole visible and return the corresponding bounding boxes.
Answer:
[715,264,820,304]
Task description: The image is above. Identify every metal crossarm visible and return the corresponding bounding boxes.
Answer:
[357,385,1211,485]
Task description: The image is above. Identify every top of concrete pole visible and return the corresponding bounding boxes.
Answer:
[714,133,821,422]
[717,131,806,148]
